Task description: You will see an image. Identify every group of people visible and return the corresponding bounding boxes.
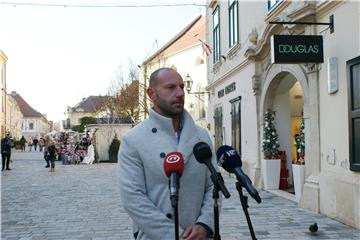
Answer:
[19,135,46,152]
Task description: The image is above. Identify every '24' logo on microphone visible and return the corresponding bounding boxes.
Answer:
[166,154,181,163]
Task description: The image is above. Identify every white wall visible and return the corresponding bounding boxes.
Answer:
[317,1,360,228]
[87,124,133,161]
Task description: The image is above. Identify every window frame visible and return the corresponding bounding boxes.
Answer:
[228,0,239,48]
[230,96,242,156]
[214,105,223,150]
[213,6,221,64]
[268,0,282,11]
[347,56,360,172]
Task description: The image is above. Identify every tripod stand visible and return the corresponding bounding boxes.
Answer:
[236,181,257,240]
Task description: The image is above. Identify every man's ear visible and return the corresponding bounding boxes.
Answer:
[147,87,156,102]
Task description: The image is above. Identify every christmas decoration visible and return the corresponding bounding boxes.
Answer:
[293,118,305,164]
[262,110,280,159]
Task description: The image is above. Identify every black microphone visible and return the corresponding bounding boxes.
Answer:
[193,142,230,198]
[217,145,261,203]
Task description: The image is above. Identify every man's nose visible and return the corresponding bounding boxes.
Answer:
[175,86,185,97]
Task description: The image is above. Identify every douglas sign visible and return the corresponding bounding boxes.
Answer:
[271,35,324,64]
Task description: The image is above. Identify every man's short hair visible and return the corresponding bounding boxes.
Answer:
[149,67,176,87]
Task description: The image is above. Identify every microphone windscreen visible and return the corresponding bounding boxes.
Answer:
[193,142,212,164]
[216,145,242,173]
[163,152,185,177]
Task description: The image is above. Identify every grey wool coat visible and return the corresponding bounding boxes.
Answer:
[118,108,217,240]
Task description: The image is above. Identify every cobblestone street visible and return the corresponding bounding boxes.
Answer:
[1,151,359,239]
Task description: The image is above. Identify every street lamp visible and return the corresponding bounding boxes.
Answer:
[184,74,210,95]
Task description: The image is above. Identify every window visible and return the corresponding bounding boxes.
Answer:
[214,106,223,150]
[213,6,220,63]
[29,122,34,130]
[347,56,360,171]
[230,97,242,156]
[268,0,281,10]
[228,0,238,48]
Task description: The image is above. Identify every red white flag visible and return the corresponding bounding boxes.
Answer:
[201,42,212,57]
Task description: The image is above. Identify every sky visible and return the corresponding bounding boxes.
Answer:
[0,0,205,122]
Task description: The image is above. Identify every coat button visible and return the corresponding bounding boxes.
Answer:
[152,128,157,133]
[166,213,172,219]
[160,152,166,158]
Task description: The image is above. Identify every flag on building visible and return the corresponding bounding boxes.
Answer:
[201,41,212,57]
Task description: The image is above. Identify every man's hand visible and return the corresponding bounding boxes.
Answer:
[180,224,207,240]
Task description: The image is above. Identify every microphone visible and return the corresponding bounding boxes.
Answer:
[193,142,230,198]
[163,152,185,207]
[216,145,261,203]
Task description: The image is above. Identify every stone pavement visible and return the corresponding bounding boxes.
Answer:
[1,150,359,240]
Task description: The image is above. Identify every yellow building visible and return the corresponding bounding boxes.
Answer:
[0,49,8,138]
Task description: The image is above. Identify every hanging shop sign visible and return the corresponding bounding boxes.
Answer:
[271,35,324,64]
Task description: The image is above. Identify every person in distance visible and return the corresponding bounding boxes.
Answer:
[118,68,217,240]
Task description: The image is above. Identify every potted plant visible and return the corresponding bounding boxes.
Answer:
[261,110,281,190]
[292,118,305,202]
[108,134,121,163]
[13,140,22,150]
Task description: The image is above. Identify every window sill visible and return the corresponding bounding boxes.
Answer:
[212,61,222,74]
[227,43,241,60]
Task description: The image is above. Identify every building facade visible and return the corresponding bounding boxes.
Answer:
[64,96,108,129]
[0,49,8,138]
[10,91,50,139]
[206,0,359,228]
[139,15,209,127]
[8,94,23,139]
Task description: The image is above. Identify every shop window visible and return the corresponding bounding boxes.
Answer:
[347,56,360,171]
[213,6,220,63]
[214,105,223,150]
[230,96,241,156]
[228,0,238,48]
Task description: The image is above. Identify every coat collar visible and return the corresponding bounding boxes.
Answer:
[149,108,199,163]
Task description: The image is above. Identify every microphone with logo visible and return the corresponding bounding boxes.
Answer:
[217,145,259,240]
[216,145,261,203]
[163,152,184,240]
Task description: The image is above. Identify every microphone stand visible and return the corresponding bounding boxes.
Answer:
[212,172,224,240]
[236,181,257,240]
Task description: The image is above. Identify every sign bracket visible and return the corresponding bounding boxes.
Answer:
[269,15,334,33]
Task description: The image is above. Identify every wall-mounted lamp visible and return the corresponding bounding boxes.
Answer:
[184,74,209,95]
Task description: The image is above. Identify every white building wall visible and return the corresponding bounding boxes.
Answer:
[206,0,359,229]
[317,1,360,228]
[87,124,133,161]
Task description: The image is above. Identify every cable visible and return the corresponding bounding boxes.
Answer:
[0,1,206,8]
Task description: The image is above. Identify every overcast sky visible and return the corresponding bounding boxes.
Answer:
[0,0,205,122]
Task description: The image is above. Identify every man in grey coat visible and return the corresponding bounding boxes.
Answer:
[118,68,217,240]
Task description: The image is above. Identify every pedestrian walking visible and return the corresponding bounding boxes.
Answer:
[33,137,39,151]
[47,137,57,172]
[28,137,33,152]
[118,68,215,240]
[20,136,26,152]
[1,133,14,171]
[39,137,45,152]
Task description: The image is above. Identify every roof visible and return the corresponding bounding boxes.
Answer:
[143,15,206,64]
[10,92,46,119]
[72,96,108,113]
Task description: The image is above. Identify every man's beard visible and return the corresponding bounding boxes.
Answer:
[155,91,184,118]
